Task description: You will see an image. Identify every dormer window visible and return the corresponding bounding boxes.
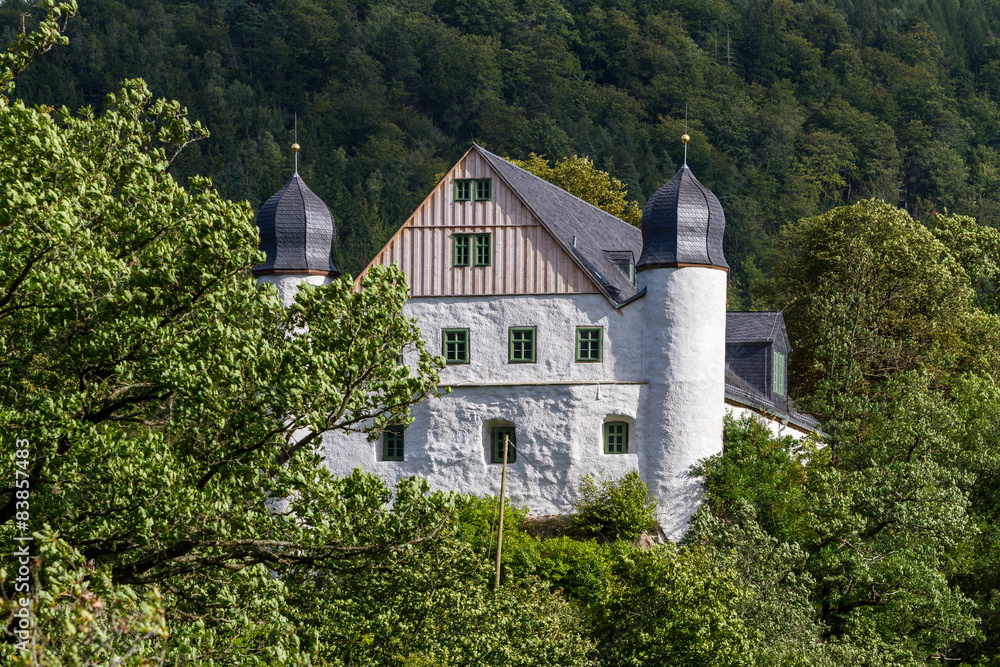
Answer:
[604,250,636,284]
[773,350,786,396]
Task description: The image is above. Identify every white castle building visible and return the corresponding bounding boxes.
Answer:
[253,143,817,539]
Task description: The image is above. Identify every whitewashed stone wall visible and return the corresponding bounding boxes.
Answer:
[637,267,727,541]
[320,293,650,513]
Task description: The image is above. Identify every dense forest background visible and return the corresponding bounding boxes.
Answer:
[3,0,999,298]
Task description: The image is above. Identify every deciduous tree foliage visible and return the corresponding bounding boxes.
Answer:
[507,153,643,226]
[770,198,997,422]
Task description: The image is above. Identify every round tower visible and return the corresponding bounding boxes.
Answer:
[637,143,728,540]
[252,147,338,305]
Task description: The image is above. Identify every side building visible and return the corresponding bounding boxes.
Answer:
[254,143,817,539]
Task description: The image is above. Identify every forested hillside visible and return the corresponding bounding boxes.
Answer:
[3,0,999,294]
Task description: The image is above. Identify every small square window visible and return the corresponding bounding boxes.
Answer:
[509,328,536,363]
[475,234,492,266]
[491,427,516,463]
[453,234,471,267]
[475,179,492,201]
[384,426,405,461]
[604,422,628,454]
[576,327,603,362]
[773,350,786,396]
[454,180,472,201]
[443,329,469,364]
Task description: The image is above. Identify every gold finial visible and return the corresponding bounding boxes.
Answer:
[681,134,690,144]
[292,143,301,152]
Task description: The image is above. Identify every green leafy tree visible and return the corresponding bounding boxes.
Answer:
[771,198,979,421]
[0,5,459,662]
[589,543,757,667]
[573,470,656,542]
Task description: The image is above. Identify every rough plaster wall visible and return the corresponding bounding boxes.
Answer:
[257,274,332,307]
[637,267,727,541]
[405,293,644,383]
[321,293,647,514]
[322,383,644,514]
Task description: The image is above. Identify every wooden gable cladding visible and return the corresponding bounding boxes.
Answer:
[358,149,601,297]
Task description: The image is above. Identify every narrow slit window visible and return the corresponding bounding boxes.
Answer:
[576,327,603,362]
[509,328,536,363]
[454,180,472,201]
[491,427,516,463]
[443,329,469,364]
[475,234,492,266]
[453,234,471,267]
[384,427,404,461]
[475,179,492,201]
[604,422,628,454]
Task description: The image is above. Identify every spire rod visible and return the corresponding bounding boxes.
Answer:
[292,113,300,176]
[682,104,690,166]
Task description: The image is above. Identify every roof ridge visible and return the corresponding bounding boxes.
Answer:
[473,144,642,235]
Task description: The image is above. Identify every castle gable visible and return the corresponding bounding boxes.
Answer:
[475,146,643,303]
[357,146,607,299]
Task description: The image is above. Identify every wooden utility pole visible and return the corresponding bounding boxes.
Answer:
[494,433,510,589]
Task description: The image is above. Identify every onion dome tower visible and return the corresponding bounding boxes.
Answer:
[637,132,728,540]
[636,159,728,272]
[253,141,338,305]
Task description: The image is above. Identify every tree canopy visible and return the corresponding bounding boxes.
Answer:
[4,0,1000,296]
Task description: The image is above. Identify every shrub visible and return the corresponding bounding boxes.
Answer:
[508,537,623,603]
[573,470,656,542]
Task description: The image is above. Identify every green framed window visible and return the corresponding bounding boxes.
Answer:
[773,350,786,396]
[442,329,469,364]
[475,179,492,201]
[454,179,472,201]
[509,328,536,363]
[475,233,492,266]
[604,422,628,454]
[575,327,603,362]
[384,427,404,461]
[628,261,635,284]
[491,427,516,463]
[453,234,471,267]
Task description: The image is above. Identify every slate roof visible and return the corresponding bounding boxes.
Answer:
[726,312,791,350]
[637,165,728,271]
[724,365,820,433]
[253,174,339,277]
[473,145,643,305]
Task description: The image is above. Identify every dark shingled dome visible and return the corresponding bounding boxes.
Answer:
[252,174,338,277]
[636,165,728,271]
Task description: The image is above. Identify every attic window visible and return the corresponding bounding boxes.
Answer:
[475,234,492,266]
[453,234,471,267]
[454,180,472,201]
[773,350,786,396]
[475,179,492,201]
